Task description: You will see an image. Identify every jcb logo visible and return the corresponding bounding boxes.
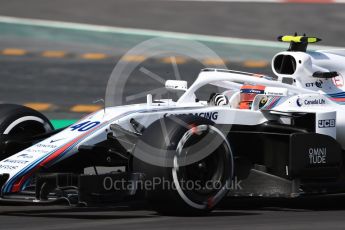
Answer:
[318,119,335,128]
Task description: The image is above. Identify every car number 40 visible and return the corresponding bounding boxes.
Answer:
[70,121,101,132]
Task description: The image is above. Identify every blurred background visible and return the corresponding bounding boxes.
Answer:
[0,0,343,126]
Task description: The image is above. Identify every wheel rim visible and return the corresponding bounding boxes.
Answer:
[184,147,226,195]
[172,125,233,210]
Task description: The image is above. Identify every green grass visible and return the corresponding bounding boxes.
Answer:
[50,119,77,129]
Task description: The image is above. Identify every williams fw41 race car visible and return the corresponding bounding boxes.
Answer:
[0,35,345,215]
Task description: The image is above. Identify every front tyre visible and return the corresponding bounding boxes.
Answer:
[0,104,53,158]
[132,115,233,216]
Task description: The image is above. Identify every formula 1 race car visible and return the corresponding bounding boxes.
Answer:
[0,35,345,215]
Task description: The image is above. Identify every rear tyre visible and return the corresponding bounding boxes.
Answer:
[0,104,53,158]
[132,115,233,216]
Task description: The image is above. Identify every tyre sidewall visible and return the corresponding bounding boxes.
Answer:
[132,115,233,215]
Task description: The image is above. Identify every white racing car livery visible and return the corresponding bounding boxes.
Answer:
[0,35,344,215]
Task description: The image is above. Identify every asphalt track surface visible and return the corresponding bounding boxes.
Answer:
[2,196,345,230]
[0,0,344,46]
[1,1,345,229]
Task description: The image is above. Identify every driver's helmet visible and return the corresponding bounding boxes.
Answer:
[239,84,266,109]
